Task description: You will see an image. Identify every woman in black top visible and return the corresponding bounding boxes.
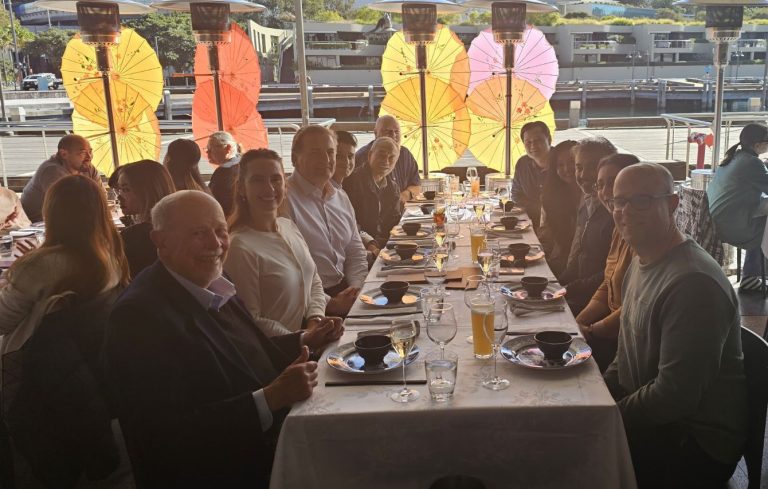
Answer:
[116,160,175,277]
[539,140,580,276]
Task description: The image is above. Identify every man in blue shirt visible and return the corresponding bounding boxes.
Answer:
[511,121,552,230]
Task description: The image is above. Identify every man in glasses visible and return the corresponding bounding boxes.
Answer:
[603,163,746,488]
[558,137,617,315]
[21,134,100,222]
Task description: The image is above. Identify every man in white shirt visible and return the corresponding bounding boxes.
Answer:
[105,191,343,488]
[285,125,368,316]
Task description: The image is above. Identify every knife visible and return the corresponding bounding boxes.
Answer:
[325,380,427,387]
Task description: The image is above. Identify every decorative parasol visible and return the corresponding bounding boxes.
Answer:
[72,82,161,175]
[61,28,164,112]
[192,79,267,155]
[194,22,261,103]
[467,26,558,99]
[466,76,554,172]
[380,75,471,169]
[381,24,470,95]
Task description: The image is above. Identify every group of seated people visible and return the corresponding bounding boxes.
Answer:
[0,118,753,488]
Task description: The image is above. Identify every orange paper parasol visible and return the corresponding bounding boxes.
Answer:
[380,76,471,169]
[192,80,267,155]
[194,23,261,104]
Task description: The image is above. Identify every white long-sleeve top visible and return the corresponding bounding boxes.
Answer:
[284,172,368,290]
[224,218,327,335]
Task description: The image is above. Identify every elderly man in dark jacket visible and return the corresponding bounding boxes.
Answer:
[343,137,403,248]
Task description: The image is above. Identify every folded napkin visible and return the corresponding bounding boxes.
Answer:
[510,303,565,317]
[345,317,414,327]
[348,305,421,317]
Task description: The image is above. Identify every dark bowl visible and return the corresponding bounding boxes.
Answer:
[420,204,435,215]
[521,276,549,298]
[394,242,419,260]
[507,243,531,262]
[380,281,410,304]
[504,201,517,212]
[402,222,422,236]
[354,334,391,366]
[423,190,436,200]
[534,331,573,361]
[500,216,519,230]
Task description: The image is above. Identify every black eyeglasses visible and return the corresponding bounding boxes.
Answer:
[607,193,674,211]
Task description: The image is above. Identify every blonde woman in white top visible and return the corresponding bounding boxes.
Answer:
[224,148,328,336]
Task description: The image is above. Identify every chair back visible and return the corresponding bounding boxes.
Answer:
[741,326,768,489]
[674,184,727,265]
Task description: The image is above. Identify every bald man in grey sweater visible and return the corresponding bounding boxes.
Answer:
[603,163,747,488]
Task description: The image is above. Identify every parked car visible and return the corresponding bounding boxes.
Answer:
[22,73,62,90]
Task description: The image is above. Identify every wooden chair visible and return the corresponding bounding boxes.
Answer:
[740,326,768,489]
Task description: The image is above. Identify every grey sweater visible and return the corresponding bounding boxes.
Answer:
[604,239,747,464]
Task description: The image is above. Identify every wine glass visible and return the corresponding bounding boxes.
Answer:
[471,296,509,390]
[477,246,494,284]
[426,303,457,359]
[434,227,447,248]
[445,221,460,258]
[420,287,443,328]
[390,319,420,403]
[424,247,450,295]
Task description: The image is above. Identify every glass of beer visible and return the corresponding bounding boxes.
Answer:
[470,224,485,262]
[469,293,495,359]
[473,297,509,390]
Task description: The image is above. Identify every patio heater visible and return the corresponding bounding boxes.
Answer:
[151,0,265,131]
[676,0,768,170]
[369,0,464,178]
[32,0,154,168]
[461,0,556,177]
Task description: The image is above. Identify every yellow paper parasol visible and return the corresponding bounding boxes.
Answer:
[467,76,554,172]
[379,75,471,169]
[62,28,164,112]
[381,25,470,96]
[73,82,161,176]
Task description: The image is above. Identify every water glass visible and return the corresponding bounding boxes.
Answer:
[0,235,12,257]
[425,350,458,402]
[426,303,457,358]
[420,287,444,326]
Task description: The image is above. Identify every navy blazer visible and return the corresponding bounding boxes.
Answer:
[104,261,301,489]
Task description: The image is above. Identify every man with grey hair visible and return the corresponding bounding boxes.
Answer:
[206,131,241,216]
[355,115,421,204]
[106,190,342,488]
[603,163,747,488]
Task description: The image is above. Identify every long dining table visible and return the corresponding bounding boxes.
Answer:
[270,202,637,489]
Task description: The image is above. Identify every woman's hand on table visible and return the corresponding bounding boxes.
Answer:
[326,287,360,316]
[303,316,344,352]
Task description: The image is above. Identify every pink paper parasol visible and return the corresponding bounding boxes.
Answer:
[467,26,558,99]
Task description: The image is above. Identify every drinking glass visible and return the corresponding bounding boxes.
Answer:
[474,297,510,390]
[426,303,457,358]
[469,224,486,262]
[499,184,512,216]
[469,293,497,359]
[390,319,420,403]
[425,350,458,402]
[0,235,12,258]
[445,221,460,259]
[433,227,447,248]
[424,248,449,294]
[477,246,494,283]
[420,287,443,328]
[463,275,486,345]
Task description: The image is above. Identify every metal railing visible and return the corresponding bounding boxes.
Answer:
[653,39,694,50]
[572,40,617,51]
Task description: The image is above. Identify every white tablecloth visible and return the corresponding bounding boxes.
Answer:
[270,206,636,489]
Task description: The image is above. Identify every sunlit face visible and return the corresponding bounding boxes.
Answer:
[612,169,677,250]
[575,150,600,196]
[333,142,356,182]
[243,158,285,215]
[375,118,401,144]
[116,173,140,216]
[59,139,93,173]
[152,195,229,288]
[294,132,336,187]
[206,139,231,166]
[368,142,398,178]
[596,164,621,211]
[556,152,576,185]
[523,127,551,164]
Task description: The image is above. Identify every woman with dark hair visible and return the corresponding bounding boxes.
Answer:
[116,160,176,277]
[708,123,768,291]
[576,153,640,371]
[224,149,328,335]
[539,140,580,276]
[0,174,129,335]
[163,138,210,193]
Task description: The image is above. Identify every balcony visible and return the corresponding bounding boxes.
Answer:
[738,39,767,52]
[652,39,694,52]
[305,40,369,51]
[573,40,618,54]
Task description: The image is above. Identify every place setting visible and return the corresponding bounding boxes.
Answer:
[500,331,592,370]
[486,216,532,238]
[501,276,567,317]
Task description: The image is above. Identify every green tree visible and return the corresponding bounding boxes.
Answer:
[746,8,768,20]
[651,0,675,8]
[0,9,34,49]
[24,29,74,76]
[529,12,560,26]
[313,10,345,21]
[656,8,682,21]
[123,13,197,71]
[351,7,385,24]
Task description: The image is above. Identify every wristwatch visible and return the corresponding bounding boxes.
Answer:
[306,315,324,324]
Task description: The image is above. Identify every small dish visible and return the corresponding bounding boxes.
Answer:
[500,335,591,370]
[359,286,421,308]
[391,226,431,239]
[534,331,574,361]
[521,276,549,299]
[380,281,409,303]
[328,341,421,374]
[354,334,392,366]
[379,248,425,264]
[500,245,545,266]
[501,282,566,303]
[490,221,531,233]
